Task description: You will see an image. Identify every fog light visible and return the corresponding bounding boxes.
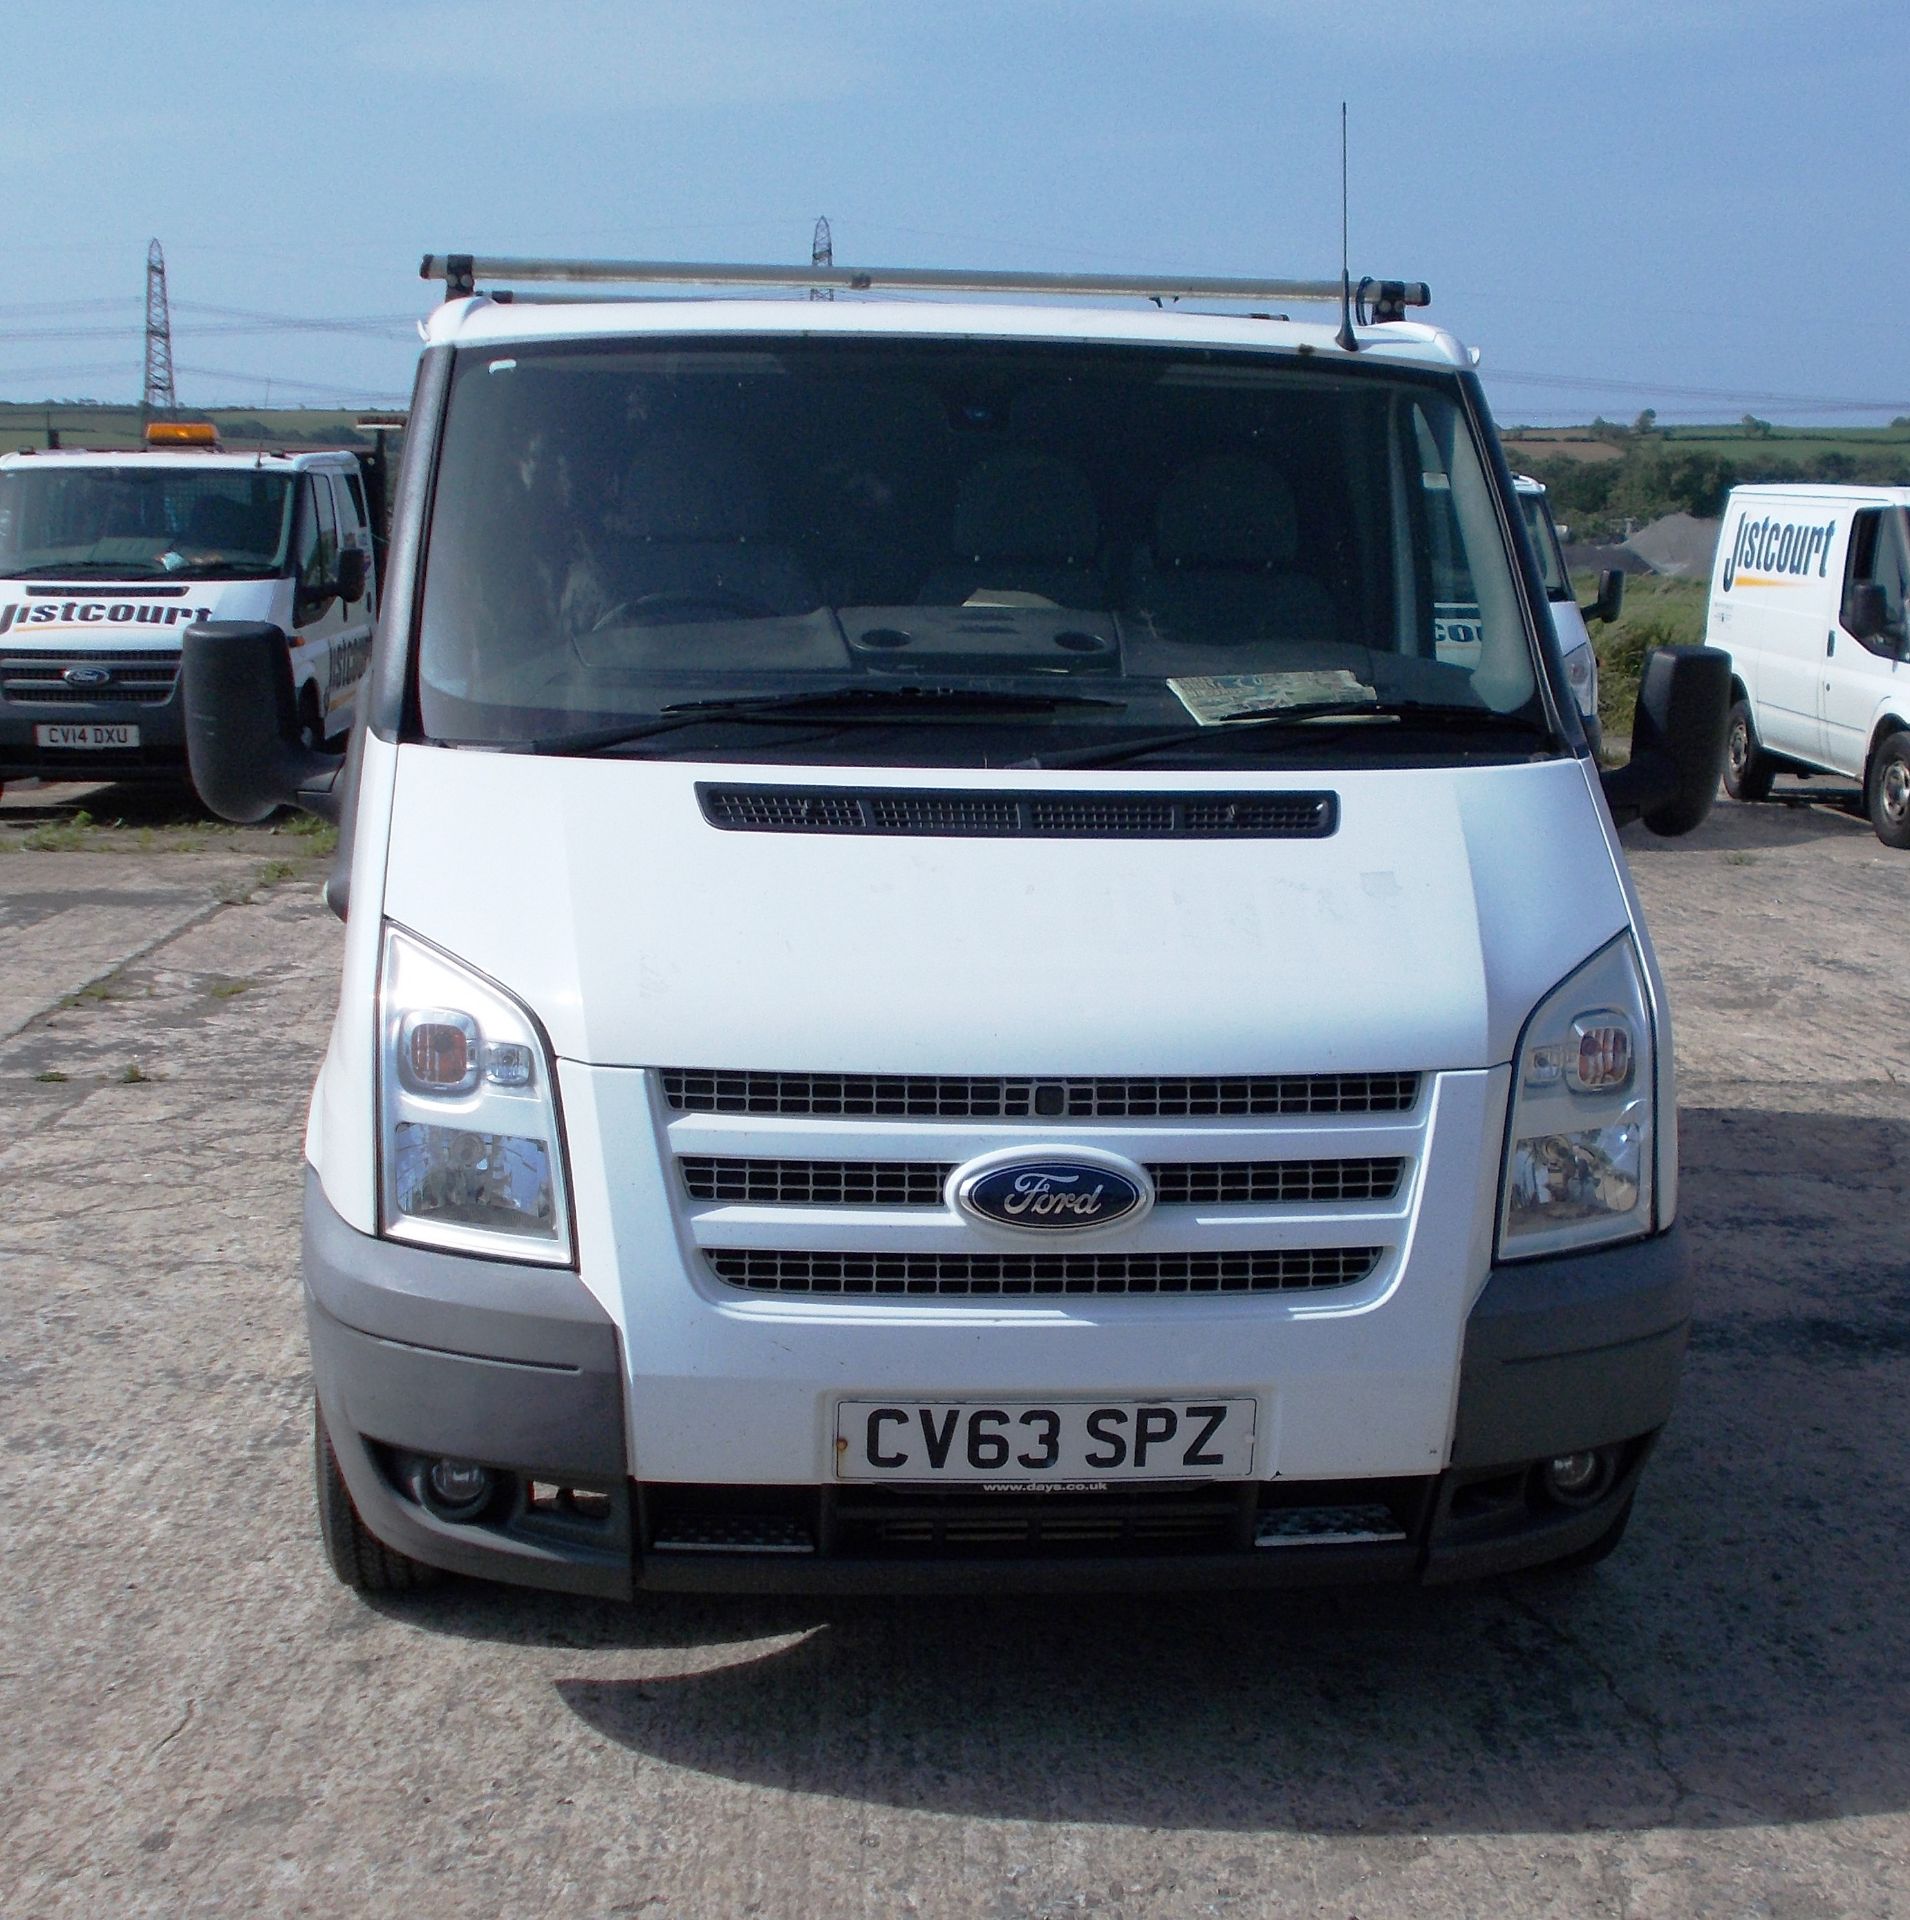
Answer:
[1540,1448,1615,1508]
[422,1458,495,1521]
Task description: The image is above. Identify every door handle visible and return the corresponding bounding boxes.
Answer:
[1827,630,1837,656]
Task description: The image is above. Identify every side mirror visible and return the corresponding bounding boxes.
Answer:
[336,546,368,606]
[1842,581,1887,643]
[1599,644,1731,837]
[1587,568,1626,625]
[182,621,344,825]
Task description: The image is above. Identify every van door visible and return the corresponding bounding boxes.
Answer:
[1823,506,1910,777]
[289,472,373,740]
[1731,503,1838,766]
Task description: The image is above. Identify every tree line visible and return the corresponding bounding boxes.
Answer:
[1514,415,1910,543]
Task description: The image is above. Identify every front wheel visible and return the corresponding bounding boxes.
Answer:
[1722,699,1775,803]
[314,1400,441,1593]
[1868,731,1910,849]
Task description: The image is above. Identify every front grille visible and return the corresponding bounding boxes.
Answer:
[706,1246,1379,1297]
[1150,1159,1404,1204]
[662,1069,1419,1119]
[699,784,1337,839]
[1,647,181,706]
[683,1156,1405,1207]
[681,1157,953,1206]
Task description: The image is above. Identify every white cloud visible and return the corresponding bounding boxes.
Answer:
[355,0,866,111]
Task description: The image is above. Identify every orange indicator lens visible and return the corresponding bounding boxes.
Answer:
[1573,1025,1631,1090]
[406,1021,471,1089]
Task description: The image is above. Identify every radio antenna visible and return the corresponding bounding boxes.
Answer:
[1335,104,1358,352]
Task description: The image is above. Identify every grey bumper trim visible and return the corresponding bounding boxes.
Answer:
[304,1170,630,1592]
[1453,1220,1691,1468]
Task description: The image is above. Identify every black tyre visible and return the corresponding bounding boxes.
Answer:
[1867,730,1910,850]
[296,687,328,754]
[314,1400,441,1593]
[1722,699,1775,803]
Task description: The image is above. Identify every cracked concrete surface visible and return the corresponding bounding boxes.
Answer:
[1,785,1907,1918]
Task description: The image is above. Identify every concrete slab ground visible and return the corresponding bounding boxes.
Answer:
[0,783,1906,1919]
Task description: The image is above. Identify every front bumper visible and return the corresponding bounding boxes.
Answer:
[0,692,187,782]
[303,1171,1690,1595]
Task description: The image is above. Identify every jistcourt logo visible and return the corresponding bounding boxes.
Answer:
[0,600,214,635]
[1721,514,1838,592]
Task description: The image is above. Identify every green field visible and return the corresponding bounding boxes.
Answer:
[0,402,392,455]
[1572,574,1709,745]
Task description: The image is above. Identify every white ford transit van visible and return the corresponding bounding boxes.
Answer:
[1708,482,1910,846]
[184,255,1729,1597]
[0,427,375,789]
[1512,474,1624,762]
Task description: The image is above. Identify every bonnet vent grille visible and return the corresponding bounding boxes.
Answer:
[699,784,1336,839]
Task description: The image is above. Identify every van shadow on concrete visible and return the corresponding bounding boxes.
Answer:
[385,1103,1909,1837]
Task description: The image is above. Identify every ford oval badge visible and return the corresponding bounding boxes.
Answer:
[958,1159,1146,1233]
[63,665,113,687]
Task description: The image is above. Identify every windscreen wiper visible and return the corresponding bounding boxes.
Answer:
[1024,698,1554,770]
[516,683,1126,755]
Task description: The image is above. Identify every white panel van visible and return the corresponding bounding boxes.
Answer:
[181,256,1729,1598]
[1513,474,1624,763]
[1707,483,1910,846]
[0,430,375,790]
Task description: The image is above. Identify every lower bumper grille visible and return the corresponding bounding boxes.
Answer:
[705,1246,1380,1297]
[639,1479,1431,1565]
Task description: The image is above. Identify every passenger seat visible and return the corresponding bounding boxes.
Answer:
[1129,454,1338,646]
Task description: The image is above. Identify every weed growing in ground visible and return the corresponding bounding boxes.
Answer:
[33,1070,69,1084]
[61,973,138,1010]
[118,1061,153,1084]
[208,977,256,999]
[22,809,96,852]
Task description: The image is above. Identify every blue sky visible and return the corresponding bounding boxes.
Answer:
[5,0,1906,424]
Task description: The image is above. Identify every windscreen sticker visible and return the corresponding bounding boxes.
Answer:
[1166,669,1375,726]
[0,600,215,635]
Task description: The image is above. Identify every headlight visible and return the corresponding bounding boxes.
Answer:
[378,925,572,1265]
[1561,637,1598,721]
[1499,935,1654,1260]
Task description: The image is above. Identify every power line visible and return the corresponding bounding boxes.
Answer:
[171,363,412,404]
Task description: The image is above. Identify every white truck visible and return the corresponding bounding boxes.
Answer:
[182,254,1728,1598]
[0,425,375,791]
[1707,482,1910,846]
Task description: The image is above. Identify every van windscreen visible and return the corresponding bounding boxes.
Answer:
[415,337,1546,765]
[0,467,295,580]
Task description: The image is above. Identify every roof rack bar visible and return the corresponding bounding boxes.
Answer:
[421,254,1430,310]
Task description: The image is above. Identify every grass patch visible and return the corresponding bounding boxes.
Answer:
[33,1070,69,1084]
[60,974,139,1009]
[118,1061,153,1084]
[1579,575,1709,740]
[207,977,256,999]
[8,809,262,855]
[22,808,96,852]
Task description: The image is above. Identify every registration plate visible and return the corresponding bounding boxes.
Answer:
[835,1397,1258,1483]
[35,723,139,749]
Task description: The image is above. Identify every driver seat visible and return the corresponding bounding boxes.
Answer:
[606,426,817,617]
